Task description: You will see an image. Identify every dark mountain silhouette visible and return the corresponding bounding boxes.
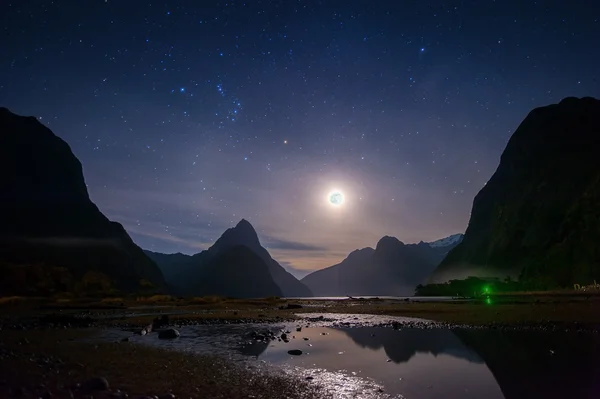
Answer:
[301,234,463,296]
[146,219,312,297]
[143,251,193,290]
[191,245,282,298]
[0,107,166,294]
[430,97,600,287]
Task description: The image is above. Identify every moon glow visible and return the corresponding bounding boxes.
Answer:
[328,190,345,206]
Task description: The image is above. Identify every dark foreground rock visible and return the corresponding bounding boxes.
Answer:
[158,328,180,339]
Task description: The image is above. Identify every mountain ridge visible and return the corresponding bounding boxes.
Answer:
[0,107,166,294]
[301,234,463,296]
[429,97,600,286]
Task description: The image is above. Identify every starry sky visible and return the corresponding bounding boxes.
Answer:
[1,1,599,278]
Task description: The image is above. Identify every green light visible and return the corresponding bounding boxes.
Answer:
[485,297,492,305]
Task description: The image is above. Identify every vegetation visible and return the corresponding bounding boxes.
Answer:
[415,276,525,297]
[415,275,600,297]
[0,262,164,297]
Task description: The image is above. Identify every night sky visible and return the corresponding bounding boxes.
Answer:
[2,1,598,278]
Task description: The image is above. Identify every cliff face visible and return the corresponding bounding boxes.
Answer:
[0,108,165,293]
[430,97,600,287]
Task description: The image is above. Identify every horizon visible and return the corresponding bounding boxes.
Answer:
[141,216,465,278]
[2,1,597,278]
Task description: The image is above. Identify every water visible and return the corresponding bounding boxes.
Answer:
[285,296,458,302]
[104,315,600,398]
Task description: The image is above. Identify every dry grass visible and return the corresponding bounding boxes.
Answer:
[135,294,175,302]
[100,297,124,303]
[0,296,24,306]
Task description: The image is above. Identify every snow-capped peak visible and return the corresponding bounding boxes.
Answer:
[428,233,464,248]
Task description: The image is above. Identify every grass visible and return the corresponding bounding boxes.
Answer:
[0,296,24,305]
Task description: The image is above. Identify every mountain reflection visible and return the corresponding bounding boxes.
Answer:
[235,325,600,399]
[455,329,600,399]
[341,327,483,364]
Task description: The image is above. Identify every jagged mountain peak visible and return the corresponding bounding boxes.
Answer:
[375,236,404,251]
[215,219,260,248]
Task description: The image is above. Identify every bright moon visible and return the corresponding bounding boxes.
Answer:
[328,190,345,206]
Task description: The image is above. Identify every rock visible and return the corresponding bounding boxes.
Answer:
[158,328,180,339]
[287,349,303,356]
[141,323,153,335]
[82,376,109,392]
[296,327,302,332]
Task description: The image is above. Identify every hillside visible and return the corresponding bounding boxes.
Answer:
[0,107,166,294]
[301,234,463,296]
[430,97,600,287]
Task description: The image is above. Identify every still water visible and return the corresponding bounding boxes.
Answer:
[107,316,600,398]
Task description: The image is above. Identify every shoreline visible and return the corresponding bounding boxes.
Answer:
[2,296,599,398]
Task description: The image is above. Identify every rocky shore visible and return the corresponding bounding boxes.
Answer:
[2,296,600,398]
[0,327,325,399]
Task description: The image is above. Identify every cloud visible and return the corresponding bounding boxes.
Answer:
[278,260,314,279]
[263,237,327,251]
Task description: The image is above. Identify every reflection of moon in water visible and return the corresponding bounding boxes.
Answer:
[328,191,345,206]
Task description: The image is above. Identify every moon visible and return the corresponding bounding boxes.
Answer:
[328,190,345,206]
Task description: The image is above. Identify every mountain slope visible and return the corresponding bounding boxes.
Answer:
[191,245,283,298]
[430,97,600,286]
[0,107,166,294]
[300,247,376,296]
[147,220,313,297]
[301,234,462,296]
[204,219,312,297]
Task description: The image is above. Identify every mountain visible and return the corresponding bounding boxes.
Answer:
[0,107,166,294]
[301,234,463,296]
[147,219,312,297]
[143,251,193,291]
[191,245,283,298]
[428,233,464,248]
[429,97,600,287]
